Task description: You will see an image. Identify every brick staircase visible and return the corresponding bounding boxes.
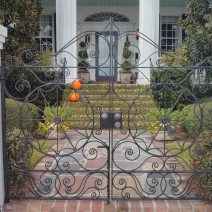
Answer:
[63,84,157,130]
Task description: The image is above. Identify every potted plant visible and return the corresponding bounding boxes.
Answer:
[78,61,90,83]
[120,60,132,84]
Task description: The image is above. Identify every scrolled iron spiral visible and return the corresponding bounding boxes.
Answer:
[119,178,127,188]
[95,129,102,135]
[152,162,160,170]
[122,191,130,199]
[45,161,53,170]
[91,191,100,198]
[20,50,35,65]
[95,179,102,187]
[15,79,31,93]
[125,147,140,161]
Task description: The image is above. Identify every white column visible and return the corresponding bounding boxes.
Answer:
[56,0,77,84]
[138,0,160,84]
[0,25,8,206]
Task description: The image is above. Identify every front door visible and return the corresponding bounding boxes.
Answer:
[96,32,117,82]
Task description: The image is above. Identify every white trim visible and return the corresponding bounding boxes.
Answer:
[0,25,7,205]
[138,0,160,84]
[56,0,77,83]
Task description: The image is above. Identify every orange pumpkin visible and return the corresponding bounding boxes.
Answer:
[71,80,81,90]
[68,92,80,102]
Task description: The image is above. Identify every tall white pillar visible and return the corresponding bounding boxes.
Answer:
[56,0,77,84]
[138,0,160,84]
[0,25,8,206]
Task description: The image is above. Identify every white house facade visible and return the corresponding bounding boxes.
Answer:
[39,0,186,83]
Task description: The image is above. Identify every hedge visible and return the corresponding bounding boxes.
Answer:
[180,101,212,136]
[5,98,39,132]
[5,68,64,114]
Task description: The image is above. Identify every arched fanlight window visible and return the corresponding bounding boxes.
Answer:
[84,12,129,22]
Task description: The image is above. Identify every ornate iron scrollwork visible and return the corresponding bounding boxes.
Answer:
[2,18,211,201]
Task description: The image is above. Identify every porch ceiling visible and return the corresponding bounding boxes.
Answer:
[78,0,187,7]
[77,0,139,6]
[42,0,187,7]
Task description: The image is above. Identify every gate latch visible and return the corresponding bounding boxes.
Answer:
[100,112,122,129]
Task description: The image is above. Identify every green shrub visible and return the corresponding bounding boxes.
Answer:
[43,104,73,122]
[146,108,181,133]
[78,60,90,72]
[181,101,212,136]
[123,48,131,59]
[37,105,72,137]
[192,137,212,200]
[193,84,212,101]
[5,68,64,114]
[151,44,193,109]
[6,128,30,185]
[6,98,39,132]
[78,50,88,59]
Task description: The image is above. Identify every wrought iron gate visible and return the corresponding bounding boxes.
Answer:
[2,19,212,201]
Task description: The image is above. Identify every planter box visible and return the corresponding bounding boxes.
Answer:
[120,73,131,84]
[78,73,90,84]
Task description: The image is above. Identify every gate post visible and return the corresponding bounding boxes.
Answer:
[0,25,8,205]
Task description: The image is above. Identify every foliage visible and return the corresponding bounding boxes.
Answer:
[147,108,181,133]
[121,60,132,72]
[180,0,212,66]
[78,40,90,74]
[5,98,38,131]
[124,40,130,48]
[78,61,90,73]
[1,2,61,115]
[123,48,131,59]
[6,128,30,185]
[161,44,190,66]
[152,45,193,109]
[35,51,53,66]
[78,50,88,59]
[166,142,192,170]
[37,105,71,137]
[5,69,64,115]
[1,0,43,65]
[79,41,86,48]
[192,137,212,200]
[29,140,53,167]
[180,101,212,136]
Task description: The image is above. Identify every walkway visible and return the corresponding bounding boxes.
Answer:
[3,199,212,212]
[2,130,212,211]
